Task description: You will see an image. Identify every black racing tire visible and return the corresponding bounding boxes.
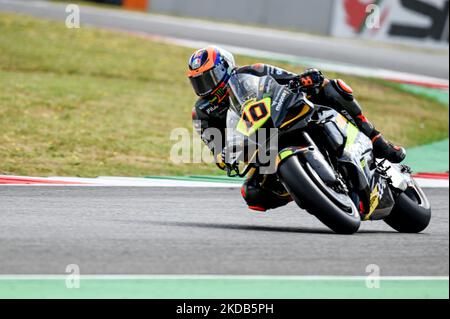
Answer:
[278,156,360,234]
[384,184,431,233]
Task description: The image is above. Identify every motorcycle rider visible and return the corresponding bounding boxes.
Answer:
[188,46,406,212]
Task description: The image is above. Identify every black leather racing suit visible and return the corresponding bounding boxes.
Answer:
[192,64,384,211]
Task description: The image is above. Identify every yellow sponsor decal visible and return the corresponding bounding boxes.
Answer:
[236,98,271,136]
[276,149,295,167]
[364,185,380,220]
[280,104,311,129]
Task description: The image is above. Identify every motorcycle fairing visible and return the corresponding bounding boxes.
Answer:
[314,109,374,214]
[315,109,373,192]
[364,173,395,220]
[336,115,397,218]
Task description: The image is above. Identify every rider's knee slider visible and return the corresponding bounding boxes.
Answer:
[241,182,263,206]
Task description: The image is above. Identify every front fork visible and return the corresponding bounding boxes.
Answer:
[277,132,338,186]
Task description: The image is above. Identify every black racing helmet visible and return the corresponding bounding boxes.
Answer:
[187,46,236,97]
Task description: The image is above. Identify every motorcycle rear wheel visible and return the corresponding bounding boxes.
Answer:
[384,181,431,233]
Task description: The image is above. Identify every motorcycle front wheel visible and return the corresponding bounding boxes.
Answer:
[278,155,361,234]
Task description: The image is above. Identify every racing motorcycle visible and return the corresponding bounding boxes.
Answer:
[223,72,431,234]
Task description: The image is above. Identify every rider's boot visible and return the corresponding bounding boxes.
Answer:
[371,132,407,164]
[354,112,406,163]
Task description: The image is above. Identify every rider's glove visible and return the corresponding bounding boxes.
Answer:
[298,68,325,96]
[288,76,302,92]
[218,147,239,176]
[215,152,227,171]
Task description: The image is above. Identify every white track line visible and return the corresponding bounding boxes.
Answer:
[0,175,239,188]
[0,175,447,188]
[412,178,449,188]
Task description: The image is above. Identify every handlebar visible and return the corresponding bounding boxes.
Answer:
[226,162,256,178]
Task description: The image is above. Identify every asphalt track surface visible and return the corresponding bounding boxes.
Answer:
[0,187,448,276]
[0,0,448,79]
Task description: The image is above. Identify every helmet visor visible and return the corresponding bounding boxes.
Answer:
[189,65,229,97]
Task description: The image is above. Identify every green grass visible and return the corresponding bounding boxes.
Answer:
[0,277,448,299]
[0,13,448,177]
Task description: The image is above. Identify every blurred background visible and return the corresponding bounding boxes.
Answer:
[0,0,448,177]
[89,0,449,48]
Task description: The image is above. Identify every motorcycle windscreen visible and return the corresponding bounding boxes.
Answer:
[228,73,260,115]
[224,109,247,160]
